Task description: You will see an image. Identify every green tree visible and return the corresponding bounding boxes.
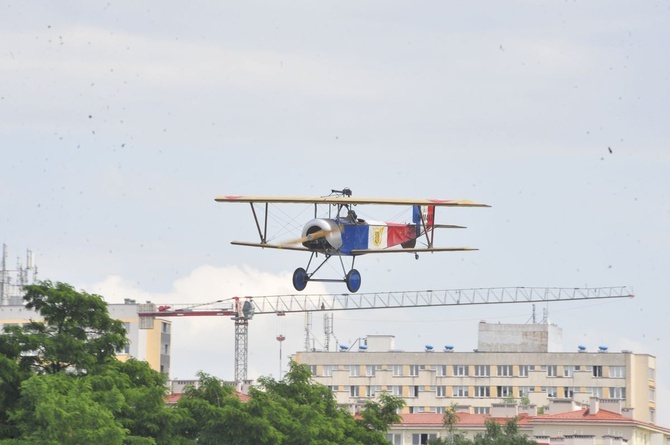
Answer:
[0,332,32,439]
[356,392,405,434]
[89,359,175,444]
[8,373,127,445]
[471,418,536,445]
[0,281,173,444]
[519,395,531,407]
[429,404,468,445]
[172,362,403,445]
[9,281,127,375]
[172,371,281,445]
[442,403,461,433]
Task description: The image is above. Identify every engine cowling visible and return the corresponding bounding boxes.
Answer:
[301,218,342,251]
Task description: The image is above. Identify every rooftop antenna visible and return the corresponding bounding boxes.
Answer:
[323,313,339,351]
[526,304,537,324]
[304,312,313,351]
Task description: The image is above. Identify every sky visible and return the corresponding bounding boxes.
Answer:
[1,0,669,425]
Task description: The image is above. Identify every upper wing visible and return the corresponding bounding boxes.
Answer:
[215,195,490,207]
[350,247,478,255]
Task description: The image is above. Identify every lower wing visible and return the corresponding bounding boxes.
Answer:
[350,247,478,255]
[231,241,310,252]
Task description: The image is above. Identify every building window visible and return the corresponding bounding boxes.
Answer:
[497,365,513,377]
[409,365,420,377]
[412,433,437,444]
[435,365,447,377]
[649,368,656,380]
[409,386,419,397]
[610,387,626,399]
[496,386,512,397]
[391,385,402,396]
[161,322,170,333]
[163,344,169,355]
[649,388,655,402]
[650,409,655,423]
[564,365,580,377]
[564,387,577,398]
[543,365,557,377]
[392,365,403,377]
[519,386,532,397]
[592,366,603,377]
[387,433,402,445]
[474,406,490,414]
[518,365,534,377]
[543,386,557,398]
[366,385,381,398]
[349,365,360,377]
[588,387,603,398]
[475,386,490,397]
[349,386,359,397]
[323,365,336,376]
[453,386,469,397]
[453,365,468,376]
[609,366,625,378]
[436,386,447,397]
[366,365,377,377]
[475,365,490,377]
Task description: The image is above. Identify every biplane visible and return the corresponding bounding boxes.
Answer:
[215,188,489,293]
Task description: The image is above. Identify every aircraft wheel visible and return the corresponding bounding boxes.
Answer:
[292,267,308,291]
[345,269,362,293]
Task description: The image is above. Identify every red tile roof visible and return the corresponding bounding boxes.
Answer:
[535,408,632,422]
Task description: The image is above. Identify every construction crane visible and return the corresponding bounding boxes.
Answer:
[137,286,633,382]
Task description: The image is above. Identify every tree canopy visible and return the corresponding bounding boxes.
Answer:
[429,417,536,445]
[170,362,406,445]
[0,280,406,444]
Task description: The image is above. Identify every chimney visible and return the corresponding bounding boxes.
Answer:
[589,397,599,415]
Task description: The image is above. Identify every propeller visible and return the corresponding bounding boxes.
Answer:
[278,229,333,247]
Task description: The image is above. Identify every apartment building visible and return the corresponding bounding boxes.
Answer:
[0,298,171,375]
[292,322,656,424]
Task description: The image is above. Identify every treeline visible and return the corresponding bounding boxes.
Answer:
[0,281,403,445]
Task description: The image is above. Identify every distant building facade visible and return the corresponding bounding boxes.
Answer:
[0,299,171,375]
[292,322,657,424]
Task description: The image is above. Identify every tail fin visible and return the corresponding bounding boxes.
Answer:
[412,205,435,238]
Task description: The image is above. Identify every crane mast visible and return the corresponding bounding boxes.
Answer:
[137,286,633,382]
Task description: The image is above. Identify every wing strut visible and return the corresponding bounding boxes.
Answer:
[249,203,269,244]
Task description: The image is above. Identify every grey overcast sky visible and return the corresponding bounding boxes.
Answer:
[2,0,669,424]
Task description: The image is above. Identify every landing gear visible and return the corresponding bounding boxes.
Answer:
[345,269,361,293]
[292,267,308,291]
[291,253,362,293]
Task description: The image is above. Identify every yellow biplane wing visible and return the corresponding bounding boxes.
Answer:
[215,195,489,207]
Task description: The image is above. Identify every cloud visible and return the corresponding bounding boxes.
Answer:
[90,264,329,381]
